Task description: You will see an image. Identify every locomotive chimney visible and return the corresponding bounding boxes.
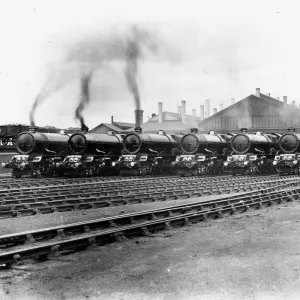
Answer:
[200,105,204,120]
[231,98,235,105]
[283,96,287,104]
[135,109,144,129]
[192,109,196,123]
[181,100,186,124]
[256,88,260,97]
[177,106,181,120]
[213,108,217,114]
[111,115,114,124]
[205,99,210,118]
[29,126,38,133]
[158,102,163,123]
[81,125,89,133]
[219,103,224,111]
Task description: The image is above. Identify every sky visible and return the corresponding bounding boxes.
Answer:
[0,0,300,129]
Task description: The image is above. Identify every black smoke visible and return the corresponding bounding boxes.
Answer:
[75,71,93,131]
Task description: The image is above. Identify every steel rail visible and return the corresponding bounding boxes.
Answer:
[0,186,297,267]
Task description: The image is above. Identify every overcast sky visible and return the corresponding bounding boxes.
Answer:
[0,0,299,129]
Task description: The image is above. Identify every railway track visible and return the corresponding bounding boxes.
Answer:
[0,184,297,267]
[0,176,298,218]
[0,173,293,190]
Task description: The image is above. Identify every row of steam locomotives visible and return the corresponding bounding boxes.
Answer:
[2,125,300,178]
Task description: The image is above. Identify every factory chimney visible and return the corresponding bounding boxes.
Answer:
[181,100,186,124]
[205,99,210,118]
[231,98,235,105]
[200,105,204,120]
[178,106,181,120]
[276,97,280,100]
[158,102,163,123]
[292,100,296,107]
[256,88,260,98]
[135,109,144,129]
[213,108,217,114]
[219,103,224,111]
[283,96,287,105]
[192,109,196,124]
[111,116,114,124]
[266,93,271,97]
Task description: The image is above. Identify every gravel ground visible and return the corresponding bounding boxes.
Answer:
[1,198,300,299]
[0,192,242,235]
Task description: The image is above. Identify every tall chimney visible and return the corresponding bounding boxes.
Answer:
[158,102,163,123]
[276,97,280,100]
[205,99,210,118]
[283,96,287,104]
[111,116,114,124]
[178,106,181,120]
[192,109,196,123]
[200,105,204,120]
[219,103,224,111]
[266,93,270,97]
[135,110,144,128]
[292,100,296,107]
[231,98,235,105]
[181,100,186,124]
[256,88,260,97]
[213,108,217,114]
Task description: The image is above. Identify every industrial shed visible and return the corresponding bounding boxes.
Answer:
[90,117,135,134]
[199,89,300,133]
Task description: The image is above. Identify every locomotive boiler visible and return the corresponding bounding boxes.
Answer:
[274,128,300,174]
[118,128,182,175]
[226,128,281,175]
[62,130,124,176]
[176,129,233,176]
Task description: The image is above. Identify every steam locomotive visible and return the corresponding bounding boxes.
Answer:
[2,126,70,178]
[174,128,234,176]
[224,128,281,175]
[2,124,299,178]
[116,128,182,175]
[60,130,124,176]
[273,128,300,175]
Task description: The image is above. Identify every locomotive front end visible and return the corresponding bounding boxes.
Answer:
[275,130,300,174]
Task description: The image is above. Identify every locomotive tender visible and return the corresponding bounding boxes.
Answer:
[225,128,281,175]
[116,127,182,175]
[175,128,234,176]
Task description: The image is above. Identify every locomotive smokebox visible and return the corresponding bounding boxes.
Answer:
[279,132,300,153]
[135,109,143,129]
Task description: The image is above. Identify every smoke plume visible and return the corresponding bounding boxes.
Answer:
[29,24,170,127]
[75,71,93,130]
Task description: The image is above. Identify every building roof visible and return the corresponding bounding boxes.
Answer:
[90,123,124,132]
[113,122,135,128]
[124,120,195,133]
[200,93,294,124]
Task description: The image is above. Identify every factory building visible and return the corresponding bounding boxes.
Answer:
[199,88,300,133]
[131,101,201,134]
[90,117,134,134]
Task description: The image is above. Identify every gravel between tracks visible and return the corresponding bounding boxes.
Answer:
[1,197,300,299]
[0,193,243,235]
